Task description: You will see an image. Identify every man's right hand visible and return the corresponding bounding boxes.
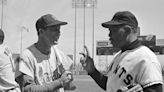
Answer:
[58,71,73,87]
[80,46,96,74]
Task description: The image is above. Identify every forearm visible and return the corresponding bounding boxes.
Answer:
[22,80,62,92]
[143,84,163,92]
[89,69,107,90]
[16,74,63,92]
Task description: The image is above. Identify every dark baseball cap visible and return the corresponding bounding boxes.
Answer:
[102,11,138,28]
[36,14,67,30]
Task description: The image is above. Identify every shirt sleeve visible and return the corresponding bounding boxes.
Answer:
[18,50,35,79]
[16,74,62,92]
[137,59,163,88]
[89,69,108,90]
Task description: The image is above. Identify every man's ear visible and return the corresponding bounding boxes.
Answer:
[38,28,44,35]
[136,27,140,36]
[124,25,131,34]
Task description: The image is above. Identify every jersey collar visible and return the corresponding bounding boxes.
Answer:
[121,39,142,52]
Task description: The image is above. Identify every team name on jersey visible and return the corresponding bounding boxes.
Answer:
[112,64,133,85]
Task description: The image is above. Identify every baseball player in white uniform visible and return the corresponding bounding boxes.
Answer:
[0,29,20,92]
[15,14,75,92]
[80,11,163,92]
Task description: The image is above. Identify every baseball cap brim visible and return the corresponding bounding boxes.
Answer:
[46,20,68,27]
[101,20,124,28]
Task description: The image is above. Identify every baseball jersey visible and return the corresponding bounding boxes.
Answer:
[52,46,73,71]
[106,45,163,92]
[0,44,19,90]
[17,45,67,92]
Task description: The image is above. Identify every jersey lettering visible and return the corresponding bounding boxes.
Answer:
[119,67,126,78]
[123,74,133,85]
[113,65,120,74]
[113,64,133,85]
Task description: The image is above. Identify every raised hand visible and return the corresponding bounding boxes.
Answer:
[79,45,95,73]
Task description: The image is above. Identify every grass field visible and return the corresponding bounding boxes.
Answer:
[66,75,164,92]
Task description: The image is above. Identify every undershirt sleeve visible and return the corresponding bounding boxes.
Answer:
[16,74,62,92]
[89,69,108,90]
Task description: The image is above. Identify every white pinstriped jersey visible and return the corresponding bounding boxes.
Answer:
[106,46,163,92]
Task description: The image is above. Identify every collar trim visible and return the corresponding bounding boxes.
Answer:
[121,39,141,52]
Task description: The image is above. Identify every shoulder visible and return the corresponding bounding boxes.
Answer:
[130,46,158,62]
[135,46,155,55]
[122,46,160,69]
[20,44,36,63]
[22,44,36,56]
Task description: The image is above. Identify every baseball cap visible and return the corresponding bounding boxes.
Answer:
[102,11,138,28]
[36,14,67,30]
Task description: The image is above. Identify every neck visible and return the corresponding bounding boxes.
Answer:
[35,39,51,55]
[121,35,138,49]
[121,39,141,52]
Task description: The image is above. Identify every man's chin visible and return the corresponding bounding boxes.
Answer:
[50,41,58,46]
[111,43,117,48]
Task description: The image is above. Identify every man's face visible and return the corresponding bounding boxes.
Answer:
[43,26,61,45]
[108,25,129,48]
